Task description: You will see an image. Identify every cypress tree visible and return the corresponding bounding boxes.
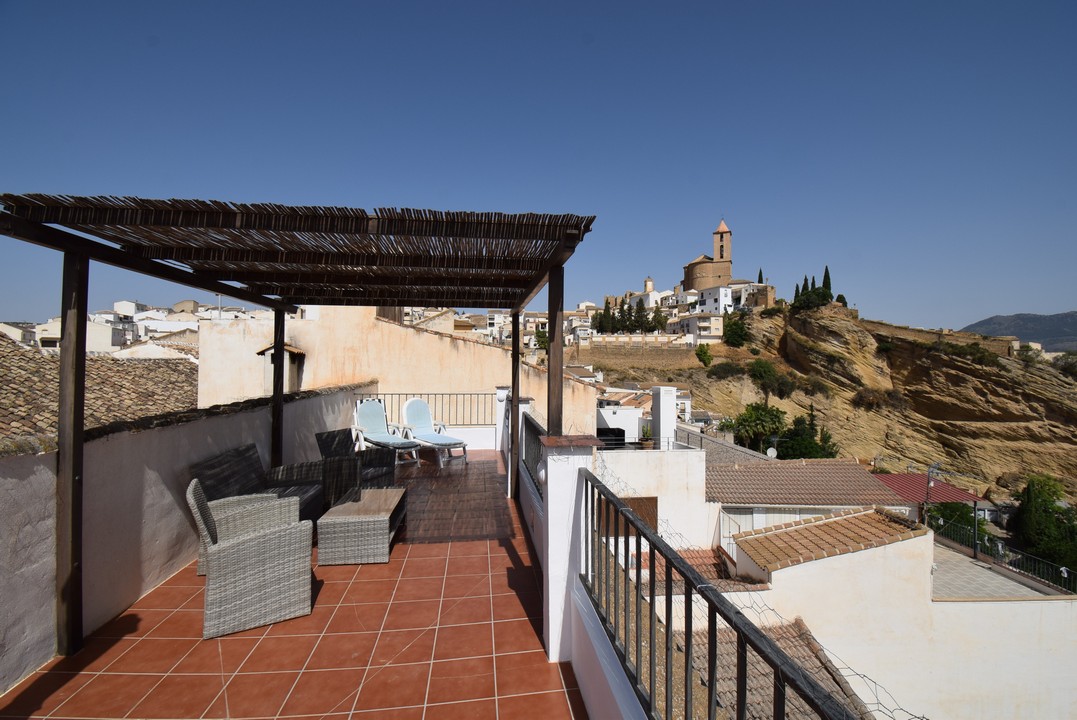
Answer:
[803,274,809,293]
[757,268,763,284]
[810,276,817,291]
[822,265,832,292]
[793,283,800,301]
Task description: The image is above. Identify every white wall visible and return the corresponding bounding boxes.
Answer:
[728,534,1077,719]
[594,448,711,547]
[596,405,643,442]
[0,388,356,694]
[0,453,57,694]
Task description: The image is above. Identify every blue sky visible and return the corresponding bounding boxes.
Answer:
[1,1,1073,330]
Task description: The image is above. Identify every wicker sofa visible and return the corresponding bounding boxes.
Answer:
[185,479,312,638]
[189,444,327,523]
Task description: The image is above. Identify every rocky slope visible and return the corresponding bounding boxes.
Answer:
[583,305,1077,501]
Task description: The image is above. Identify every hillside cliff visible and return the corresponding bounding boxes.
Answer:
[774,306,1077,499]
[581,305,1077,500]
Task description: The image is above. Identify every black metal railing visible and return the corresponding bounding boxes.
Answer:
[581,469,857,720]
[355,392,497,427]
[522,412,545,498]
[929,517,1075,593]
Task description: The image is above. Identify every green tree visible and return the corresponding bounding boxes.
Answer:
[810,275,817,291]
[695,343,713,367]
[757,268,764,284]
[650,304,668,333]
[777,405,838,458]
[535,328,549,350]
[802,274,809,293]
[835,293,847,307]
[791,286,833,313]
[734,403,787,452]
[723,312,750,348]
[633,298,648,334]
[616,302,630,333]
[822,265,832,293]
[1013,475,1077,568]
[592,307,606,334]
[793,283,800,302]
[926,502,990,539]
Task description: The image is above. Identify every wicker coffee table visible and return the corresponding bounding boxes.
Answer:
[317,487,406,564]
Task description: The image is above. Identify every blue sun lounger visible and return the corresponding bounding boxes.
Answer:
[402,397,468,469]
[354,399,420,465]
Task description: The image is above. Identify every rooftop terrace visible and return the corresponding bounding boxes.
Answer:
[0,451,587,719]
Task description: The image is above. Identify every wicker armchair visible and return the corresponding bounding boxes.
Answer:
[186,479,312,638]
[189,444,326,522]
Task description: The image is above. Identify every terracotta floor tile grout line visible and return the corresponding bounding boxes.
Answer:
[269,560,358,720]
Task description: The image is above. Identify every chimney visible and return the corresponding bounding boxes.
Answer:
[651,386,677,449]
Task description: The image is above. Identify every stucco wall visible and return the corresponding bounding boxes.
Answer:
[0,453,57,694]
[593,448,711,546]
[728,535,1077,719]
[199,306,597,435]
[0,388,356,694]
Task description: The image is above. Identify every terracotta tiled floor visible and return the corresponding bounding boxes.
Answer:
[0,452,587,719]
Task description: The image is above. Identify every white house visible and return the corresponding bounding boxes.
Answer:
[706,458,909,557]
[696,285,733,315]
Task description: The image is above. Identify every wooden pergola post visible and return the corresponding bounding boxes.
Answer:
[547,265,564,437]
[57,251,88,655]
[510,311,521,498]
[270,309,286,467]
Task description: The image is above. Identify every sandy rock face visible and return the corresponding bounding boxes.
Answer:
[780,305,1077,497]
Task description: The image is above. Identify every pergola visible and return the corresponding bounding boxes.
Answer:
[0,193,595,654]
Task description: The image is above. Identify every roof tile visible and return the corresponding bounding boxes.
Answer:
[706,458,905,506]
[735,507,928,573]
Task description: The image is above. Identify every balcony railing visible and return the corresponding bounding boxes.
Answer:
[929,517,1075,594]
[356,391,497,426]
[522,411,545,498]
[580,468,857,720]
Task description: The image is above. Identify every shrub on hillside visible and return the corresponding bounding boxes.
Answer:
[929,341,1002,368]
[760,306,783,318]
[695,343,713,367]
[851,388,907,411]
[1052,352,1077,380]
[797,374,830,398]
[707,361,745,380]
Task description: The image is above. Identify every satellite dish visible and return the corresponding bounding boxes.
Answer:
[766,447,777,458]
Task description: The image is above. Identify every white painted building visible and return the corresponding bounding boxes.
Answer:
[696,285,733,315]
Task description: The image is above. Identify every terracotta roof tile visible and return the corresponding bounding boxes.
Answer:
[0,334,197,446]
[676,618,870,719]
[735,507,928,573]
[875,473,988,505]
[705,458,905,506]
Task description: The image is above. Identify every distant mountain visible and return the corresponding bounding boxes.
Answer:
[961,311,1077,352]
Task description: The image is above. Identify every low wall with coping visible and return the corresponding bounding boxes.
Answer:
[0,385,359,694]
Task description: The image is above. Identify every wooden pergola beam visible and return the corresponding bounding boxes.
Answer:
[200,270,534,288]
[133,247,546,272]
[0,212,297,313]
[7,202,580,241]
[513,229,582,314]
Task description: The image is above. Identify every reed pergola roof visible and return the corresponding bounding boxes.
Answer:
[0,194,595,313]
